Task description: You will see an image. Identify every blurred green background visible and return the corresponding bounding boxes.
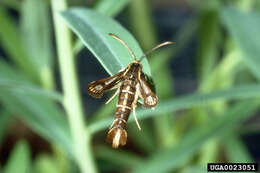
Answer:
[0,0,260,172]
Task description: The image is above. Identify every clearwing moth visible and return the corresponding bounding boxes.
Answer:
[88,33,173,148]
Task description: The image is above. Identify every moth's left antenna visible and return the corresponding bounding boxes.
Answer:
[109,33,137,60]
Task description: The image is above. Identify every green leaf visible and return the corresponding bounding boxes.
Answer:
[150,17,198,72]
[221,8,260,80]
[4,140,31,173]
[95,146,142,168]
[152,63,175,147]
[225,134,253,162]
[0,8,36,79]
[34,154,59,173]
[0,59,62,101]
[128,0,157,50]
[0,61,72,158]
[95,0,129,17]
[21,0,55,88]
[0,0,20,11]
[21,0,54,68]
[89,84,260,134]
[0,90,73,157]
[0,109,12,144]
[182,165,205,173]
[132,101,259,173]
[74,0,130,53]
[197,10,220,81]
[61,8,151,76]
[52,146,71,173]
[0,83,62,102]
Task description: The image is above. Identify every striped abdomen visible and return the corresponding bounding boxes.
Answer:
[106,79,136,148]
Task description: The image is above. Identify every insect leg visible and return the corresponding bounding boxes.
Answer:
[105,88,120,104]
[133,84,141,130]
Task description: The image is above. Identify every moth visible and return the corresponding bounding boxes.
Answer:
[88,33,173,148]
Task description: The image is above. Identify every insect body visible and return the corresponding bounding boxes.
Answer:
[88,33,173,148]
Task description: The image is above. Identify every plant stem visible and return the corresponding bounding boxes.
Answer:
[51,0,97,173]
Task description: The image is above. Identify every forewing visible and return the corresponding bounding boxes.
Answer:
[143,73,156,93]
[138,72,158,108]
[88,70,124,98]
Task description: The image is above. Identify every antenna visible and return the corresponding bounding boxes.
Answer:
[109,33,137,60]
[139,41,174,62]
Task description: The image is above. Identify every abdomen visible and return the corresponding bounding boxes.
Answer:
[106,79,136,148]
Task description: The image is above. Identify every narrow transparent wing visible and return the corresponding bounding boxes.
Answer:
[88,70,125,98]
[138,72,158,108]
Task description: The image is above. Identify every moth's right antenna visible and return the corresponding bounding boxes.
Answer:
[139,41,174,62]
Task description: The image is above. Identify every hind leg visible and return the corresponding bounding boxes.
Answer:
[132,84,141,130]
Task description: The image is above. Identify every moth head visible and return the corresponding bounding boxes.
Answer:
[125,61,143,79]
[132,61,142,69]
